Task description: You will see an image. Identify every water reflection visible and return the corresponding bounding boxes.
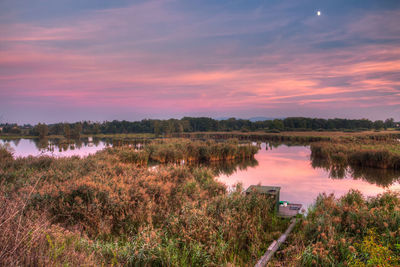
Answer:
[201,158,259,176]
[265,141,309,150]
[311,155,400,187]
[217,143,400,209]
[0,137,153,158]
[0,138,109,157]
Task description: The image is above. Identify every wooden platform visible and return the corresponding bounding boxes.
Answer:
[278,203,302,218]
[245,185,281,211]
[245,185,302,218]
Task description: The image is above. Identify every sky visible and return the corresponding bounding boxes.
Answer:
[1,0,400,124]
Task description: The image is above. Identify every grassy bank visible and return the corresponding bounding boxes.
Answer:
[310,140,400,170]
[270,190,400,266]
[174,130,400,144]
[0,142,286,266]
[175,131,331,143]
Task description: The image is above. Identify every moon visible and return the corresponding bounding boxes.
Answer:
[317,11,321,16]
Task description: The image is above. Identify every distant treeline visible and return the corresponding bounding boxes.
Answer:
[0,117,398,137]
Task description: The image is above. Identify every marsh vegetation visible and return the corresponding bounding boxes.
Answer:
[311,139,400,170]
[0,140,286,266]
[271,190,400,266]
[1,133,399,266]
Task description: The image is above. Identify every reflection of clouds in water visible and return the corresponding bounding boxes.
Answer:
[217,143,400,210]
[207,158,259,177]
[310,150,400,187]
[0,138,107,158]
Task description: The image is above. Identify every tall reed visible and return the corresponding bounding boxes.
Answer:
[0,139,284,266]
[310,140,400,170]
[270,190,400,266]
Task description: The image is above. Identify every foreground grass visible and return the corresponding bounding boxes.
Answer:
[270,190,400,266]
[0,142,286,266]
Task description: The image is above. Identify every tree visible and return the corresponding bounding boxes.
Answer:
[63,124,71,138]
[271,119,284,130]
[72,123,82,139]
[49,123,64,135]
[10,126,22,135]
[93,123,101,134]
[384,118,395,129]
[161,120,174,136]
[373,120,384,130]
[176,122,184,133]
[34,123,48,139]
[153,121,161,137]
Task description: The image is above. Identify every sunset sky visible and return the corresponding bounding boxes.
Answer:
[1,0,400,124]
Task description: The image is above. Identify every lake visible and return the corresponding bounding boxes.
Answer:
[0,138,109,157]
[2,139,399,209]
[217,143,400,209]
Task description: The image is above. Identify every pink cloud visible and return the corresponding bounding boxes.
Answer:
[1,3,399,119]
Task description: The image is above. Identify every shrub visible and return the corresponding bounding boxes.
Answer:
[299,190,400,266]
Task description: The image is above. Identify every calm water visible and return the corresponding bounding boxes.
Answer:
[2,139,399,209]
[217,143,400,209]
[0,138,109,157]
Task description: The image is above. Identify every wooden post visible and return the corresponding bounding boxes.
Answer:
[254,218,297,267]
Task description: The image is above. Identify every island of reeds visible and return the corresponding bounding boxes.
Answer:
[311,138,400,170]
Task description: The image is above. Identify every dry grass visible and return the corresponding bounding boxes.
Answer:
[311,139,400,170]
[177,130,400,138]
[270,190,400,266]
[0,141,285,266]
[108,138,259,165]
[0,193,98,266]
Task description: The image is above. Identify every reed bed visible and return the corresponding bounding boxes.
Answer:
[108,138,259,165]
[174,131,400,143]
[0,141,285,266]
[310,140,400,170]
[175,132,331,143]
[271,190,400,266]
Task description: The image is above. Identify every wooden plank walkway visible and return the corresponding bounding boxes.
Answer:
[254,218,298,267]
